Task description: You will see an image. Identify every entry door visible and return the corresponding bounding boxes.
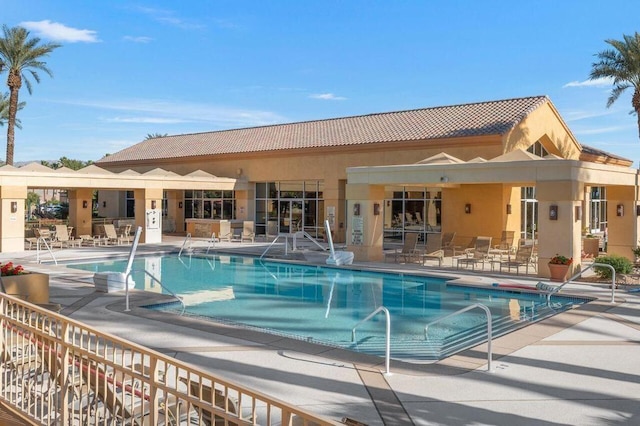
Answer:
[279,200,303,233]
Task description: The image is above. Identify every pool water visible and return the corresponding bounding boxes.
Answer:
[68,254,589,361]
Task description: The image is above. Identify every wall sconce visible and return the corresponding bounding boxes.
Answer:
[636,205,640,216]
[82,200,88,209]
[102,201,107,208]
[549,205,558,220]
[506,204,512,215]
[386,200,390,207]
[464,203,471,214]
[178,201,183,209]
[151,200,157,209]
[10,201,17,213]
[353,203,360,216]
[236,168,242,176]
[373,203,381,216]
[440,176,449,183]
[575,205,582,221]
[617,204,624,217]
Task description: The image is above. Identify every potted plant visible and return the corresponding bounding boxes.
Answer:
[0,261,50,304]
[632,243,640,264]
[548,254,572,282]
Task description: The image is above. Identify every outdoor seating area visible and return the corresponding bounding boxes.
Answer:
[24,221,135,250]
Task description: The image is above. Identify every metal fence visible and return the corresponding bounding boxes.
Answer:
[0,293,339,425]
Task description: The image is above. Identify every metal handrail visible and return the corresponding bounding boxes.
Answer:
[300,231,328,251]
[424,303,493,372]
[125,268,185,314]
[351,306,391,375]
[36,236,58,265]
[260,234,286,259]
[178,233,192,257]
[555,262,616,303]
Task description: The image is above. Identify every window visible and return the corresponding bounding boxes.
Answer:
[383,186,441,244]
[184,190,236,220]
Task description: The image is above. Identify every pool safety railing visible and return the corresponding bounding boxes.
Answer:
[125,268,185,314]
[260,231,327,259]
[0,293,341,426]
[35,236,58,265]
[179,233,217,258]
[536,262,616,303]
[351,306,391,375]
[424,303,493,372]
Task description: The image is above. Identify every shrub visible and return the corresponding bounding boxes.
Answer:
[593,255,634,280]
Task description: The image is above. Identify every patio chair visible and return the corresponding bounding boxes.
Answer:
[218,221,233,243]
[456,236,492,270]
[240,221,255,243]
[489,230,515,258]
[54,224,82,248]
[103,224,123,245]
[453,236,477,257]
[117,224,133,245]
[384,233,419,263]
[419,234,444,267]
[441,232,456,256]
[500,244,535,275]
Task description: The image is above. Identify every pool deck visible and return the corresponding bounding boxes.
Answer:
[4,237,640,425]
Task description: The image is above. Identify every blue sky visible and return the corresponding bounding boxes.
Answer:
[2,1,640,166]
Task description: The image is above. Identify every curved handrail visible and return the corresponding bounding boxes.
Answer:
[178,233,192,257]
[260,234,286,259]
[424,303,493,372]
[539,262,616,303]
[351,306,391,375]
[36,237,58,265]
[125,268,185,314]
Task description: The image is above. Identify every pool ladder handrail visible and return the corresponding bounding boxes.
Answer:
[550,262,616,303]
[36,236,58,265]
[178,233,192,257]
[125,268,185,314]
[351,306,391,375]
[424,303,493,372]
[179,232,217,258]
[260,234,287,259]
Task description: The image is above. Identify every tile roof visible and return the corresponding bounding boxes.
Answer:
[97,96,549,164]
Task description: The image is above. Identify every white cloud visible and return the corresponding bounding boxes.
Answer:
[134,6,204,30]
[20,20,100,43]
[562,77,614,88]
[123,35,153,43]
[573,125,631,135]
[106,117,188,124]
[563,109,616,122]
[309,93,348,101]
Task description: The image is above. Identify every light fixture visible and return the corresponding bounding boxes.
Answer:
[464,204,471,214]
[10,201,17,213]
[637,205,640,216]
[440,176,449,183]
[82,200,88,209]
[549,205,558,220]
[506,204,512,215]
[353,203,360,216]
[575,205,582,221]
[102,201,107,208]
[617,204,624,217]
[373,203,381,215]
[151,200,157,209]
[178,201,183,209]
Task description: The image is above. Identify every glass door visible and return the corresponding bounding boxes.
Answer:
[279,200,303,233]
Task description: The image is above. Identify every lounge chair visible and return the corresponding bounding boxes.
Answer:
[117,224,133,245]
[500,244,535,275]
[385,233,419,263]
[456,236,492,270]
[54,224,82,248]
[489,230,515,258]
[217,221,233,243]
[103,224,123,245]
[180,377,241,426]
[419,234,444,267]
[79,234,102,247]
[441,232,456,256]
[453,236,477,257]
[240,221,255,243]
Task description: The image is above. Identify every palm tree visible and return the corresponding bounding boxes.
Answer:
[0,25,61,165]
[590,32,640,139]
[145,132,168,140]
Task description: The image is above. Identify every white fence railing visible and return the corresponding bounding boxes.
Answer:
[0,293,340,425]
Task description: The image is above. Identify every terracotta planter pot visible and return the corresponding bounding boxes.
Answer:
[2,272,50,304]
[548,263,570,282]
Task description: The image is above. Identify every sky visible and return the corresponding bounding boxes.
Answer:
[2,0,640,166]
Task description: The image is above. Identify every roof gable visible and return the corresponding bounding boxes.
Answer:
[98,96,549,164]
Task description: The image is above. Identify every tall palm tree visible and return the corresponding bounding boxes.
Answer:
[590,32,640,139]
[0,25,61,165]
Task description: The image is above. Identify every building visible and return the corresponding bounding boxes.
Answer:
[1,95,637,277]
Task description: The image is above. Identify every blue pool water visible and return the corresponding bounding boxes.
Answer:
[68,255,589,361]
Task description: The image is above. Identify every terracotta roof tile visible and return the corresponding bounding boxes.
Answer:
[97,96,549,164]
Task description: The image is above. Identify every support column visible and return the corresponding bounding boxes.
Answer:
[164,190,184,233]
[606,185,639,260]
[0,185,27,252]
[345,184,385,262]
[68,189,94,239]
[535,181,583,277]
[134,188,163,243]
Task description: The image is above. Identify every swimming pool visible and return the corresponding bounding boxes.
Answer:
[68,255,589,362]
